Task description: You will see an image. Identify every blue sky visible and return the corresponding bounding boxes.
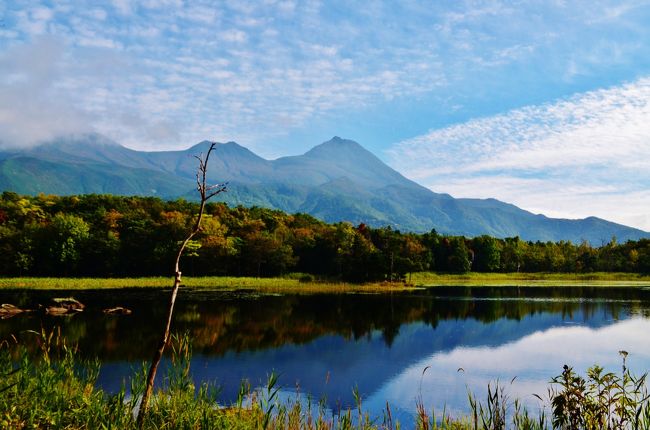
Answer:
[1,1,649,230]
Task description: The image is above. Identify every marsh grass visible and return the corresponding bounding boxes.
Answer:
[0,276,417,294]
[412,272,650,287]
[0,330,393,429]
[1,272,649,293]
[2,330,650,429]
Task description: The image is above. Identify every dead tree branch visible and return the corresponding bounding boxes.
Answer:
[137,142,226,426]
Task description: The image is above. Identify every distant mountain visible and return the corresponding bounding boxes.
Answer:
[1,134,648,244]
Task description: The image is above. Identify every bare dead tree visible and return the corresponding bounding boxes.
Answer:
[137,143,226,427]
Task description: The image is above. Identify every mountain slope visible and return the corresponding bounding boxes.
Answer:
[1,134,648,244]
[0,155,193,197]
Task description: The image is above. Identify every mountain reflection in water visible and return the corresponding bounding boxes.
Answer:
[1,286,649,423]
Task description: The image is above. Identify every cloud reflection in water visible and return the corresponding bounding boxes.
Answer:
[366,318,650,420]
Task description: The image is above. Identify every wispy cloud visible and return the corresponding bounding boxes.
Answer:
[0,1,452,153]
[387,78,650,231]
[0,1,647,228]
[0,37,95,145]
[0,0,646,154]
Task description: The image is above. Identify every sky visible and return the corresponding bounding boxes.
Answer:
[0,1,649,230]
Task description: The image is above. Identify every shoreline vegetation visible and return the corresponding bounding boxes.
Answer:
[0,272,649,292]
[2,331,649,429]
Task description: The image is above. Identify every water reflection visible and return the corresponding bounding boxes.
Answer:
[367,318,650,423]
[1,286,649,423]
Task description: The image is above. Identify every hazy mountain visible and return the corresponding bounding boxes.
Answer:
[1,134,648,243]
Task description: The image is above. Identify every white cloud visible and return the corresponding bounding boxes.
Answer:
[220,29,247,43]
[0,37,95,146]
[31,7,54,22]
[178,5,220,24]
[140,0,183,9]
[111,0,133,16]
[2,0,649,165]
[277,0,296,15]
[387,78,650,231]
[77,35,121,49]
[15,7,55,35]
[87,8,108,21]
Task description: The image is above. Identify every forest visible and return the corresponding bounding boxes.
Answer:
[1,192,649,280]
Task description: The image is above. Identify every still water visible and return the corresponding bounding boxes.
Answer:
[2,286,650,423]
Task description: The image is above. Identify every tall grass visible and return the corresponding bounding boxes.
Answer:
[0,276,417,293]
[1,330,649,429]
[0,331,388,429]
[411,272,650,287]
[1,273,648,292]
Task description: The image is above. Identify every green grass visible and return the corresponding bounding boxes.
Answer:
[0,276,418,294]
[1,272,649,293]
[411,272,650,287]
[1,272,648,292]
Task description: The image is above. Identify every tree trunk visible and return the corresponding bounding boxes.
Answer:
[137,143,225,427]
[138,270,182,424]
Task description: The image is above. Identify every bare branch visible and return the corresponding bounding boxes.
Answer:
[206,182,228,199]
[137,142,225,427]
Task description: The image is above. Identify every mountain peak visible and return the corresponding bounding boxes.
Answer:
[305,136,368,159]
[182,141,269,178]
[324,136,361,147]
[188,140,246,150]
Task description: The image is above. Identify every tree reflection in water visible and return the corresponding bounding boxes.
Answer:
[1,286,649,424]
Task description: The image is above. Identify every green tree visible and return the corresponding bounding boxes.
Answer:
[395,235,428,281]
[446,237,471,273]
[471,235,501,272]
[501,237,525,272]
[576,241,597,272]
[47,213,90,274]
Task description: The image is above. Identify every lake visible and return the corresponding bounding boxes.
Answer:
[2,286,650,425]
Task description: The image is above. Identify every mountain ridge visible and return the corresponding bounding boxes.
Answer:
[1,133,647,244]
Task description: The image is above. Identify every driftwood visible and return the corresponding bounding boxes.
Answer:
[0,304,29,319]
[1,298,86,318]
[45,306,79,316]
[45,297,85,316]
[103,306,132,315]
[52,297,85,310]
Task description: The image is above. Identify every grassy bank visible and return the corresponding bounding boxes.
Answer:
[412,271,650,287]
[0,276,417,294]
[0,272,648,292]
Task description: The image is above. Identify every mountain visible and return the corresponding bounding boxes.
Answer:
[1,134,648,243]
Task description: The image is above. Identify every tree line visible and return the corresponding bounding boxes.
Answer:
[1,192,649,280]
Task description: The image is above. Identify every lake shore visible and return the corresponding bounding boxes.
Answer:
[0,272,648,292]
[412,271,650,287]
